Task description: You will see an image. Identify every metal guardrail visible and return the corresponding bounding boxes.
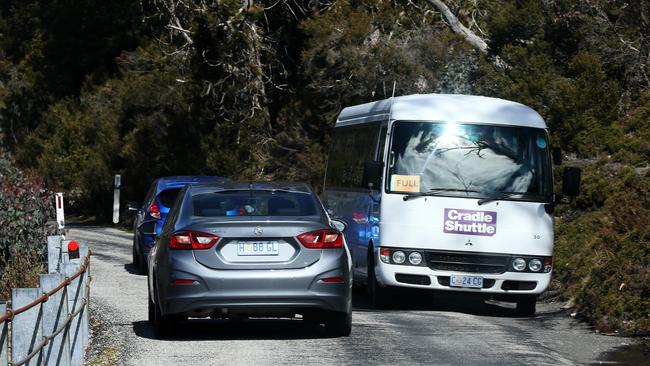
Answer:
[0,235,92,366]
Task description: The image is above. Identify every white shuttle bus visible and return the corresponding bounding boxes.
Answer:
[323,94,580,315]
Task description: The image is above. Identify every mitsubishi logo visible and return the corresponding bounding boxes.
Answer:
[254,227,263,236]
[465,239,473,246]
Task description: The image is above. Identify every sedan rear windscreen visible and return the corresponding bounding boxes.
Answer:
[192,190,319,217]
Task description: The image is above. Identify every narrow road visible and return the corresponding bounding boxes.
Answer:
[71,226,630,365]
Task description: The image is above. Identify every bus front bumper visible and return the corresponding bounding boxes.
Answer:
[374,261,551,295]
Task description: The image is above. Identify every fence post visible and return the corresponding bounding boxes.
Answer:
[0,303,8,366]
[60,240,71,266]
[11,288,43,366]
[77,245,90,349]
[60,264,84,366]
[47,235,63,274]
[39,274,71,366]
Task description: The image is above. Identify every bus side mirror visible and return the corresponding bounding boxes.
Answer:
[561,167,581,197]
[363,161,382,189]
[552,148,562,165]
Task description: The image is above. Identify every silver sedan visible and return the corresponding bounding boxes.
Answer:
[142,181,352,338]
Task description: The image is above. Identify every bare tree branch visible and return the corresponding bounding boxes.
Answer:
[423,0,509,70]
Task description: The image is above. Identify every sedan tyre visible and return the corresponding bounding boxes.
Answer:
[147,291,155,326]
[152,288,174,339]
[132,242,140,268]
[133,239,146,275]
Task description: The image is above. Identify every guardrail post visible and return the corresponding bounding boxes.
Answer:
[77,245,90,349]
[47,235,64,274]
[61,264,84,366]
[11,288,43,366]
[0,302,8,365]
[60,240,71,266]
[40,274,71,366]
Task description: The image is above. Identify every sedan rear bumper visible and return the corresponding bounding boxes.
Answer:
[158,251,351,316]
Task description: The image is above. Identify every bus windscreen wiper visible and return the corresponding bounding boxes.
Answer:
[477,191,524,206]
[403,188,478,201]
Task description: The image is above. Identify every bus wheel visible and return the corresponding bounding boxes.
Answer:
[516,297,536,317]
[367,256,390,309]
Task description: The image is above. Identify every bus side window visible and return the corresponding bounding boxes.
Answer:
[325,124,380,190]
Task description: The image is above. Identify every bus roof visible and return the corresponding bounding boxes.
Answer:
[336,94,547,129]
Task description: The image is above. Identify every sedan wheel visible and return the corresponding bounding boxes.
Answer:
[152,287,173,339]
[132,242,140,267]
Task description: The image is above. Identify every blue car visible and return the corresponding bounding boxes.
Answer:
[129,176,225,273]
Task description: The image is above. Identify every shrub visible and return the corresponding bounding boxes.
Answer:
[0,150,55,300]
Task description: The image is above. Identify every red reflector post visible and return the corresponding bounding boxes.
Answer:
[68,240,80,259]
[320,277,344,283]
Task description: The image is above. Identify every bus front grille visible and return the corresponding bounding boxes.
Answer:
[425,251,510,274]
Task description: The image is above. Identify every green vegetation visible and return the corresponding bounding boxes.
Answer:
[0,0,648,333]
[0,151,54,300]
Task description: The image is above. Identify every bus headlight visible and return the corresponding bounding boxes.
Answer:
[392,251,406,264]
[512,258,526,271]
[528,259,543,272]
[408,252,423,265]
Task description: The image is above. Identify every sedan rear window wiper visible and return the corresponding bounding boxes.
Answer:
[477,192,525,206]
[403,188,479,201]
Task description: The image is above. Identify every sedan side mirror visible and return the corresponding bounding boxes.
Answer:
[561,167,581,197]
[330,219,348,233]
[138,221,158,236]
[128,201,141,212]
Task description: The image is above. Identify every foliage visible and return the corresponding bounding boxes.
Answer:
[554,164,650,334]
[0,151,55,300]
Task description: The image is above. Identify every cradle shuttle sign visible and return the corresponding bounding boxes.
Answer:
[443,208,497,236]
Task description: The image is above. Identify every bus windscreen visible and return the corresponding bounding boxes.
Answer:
[387,121,553,202]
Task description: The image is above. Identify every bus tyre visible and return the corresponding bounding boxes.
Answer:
[325,311,352,337]
[368,260,390,308]
[516,297,537,317]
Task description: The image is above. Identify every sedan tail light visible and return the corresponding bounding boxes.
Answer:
[170,231,220,250]
[148,201,162,219]
[297,229,343,249]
